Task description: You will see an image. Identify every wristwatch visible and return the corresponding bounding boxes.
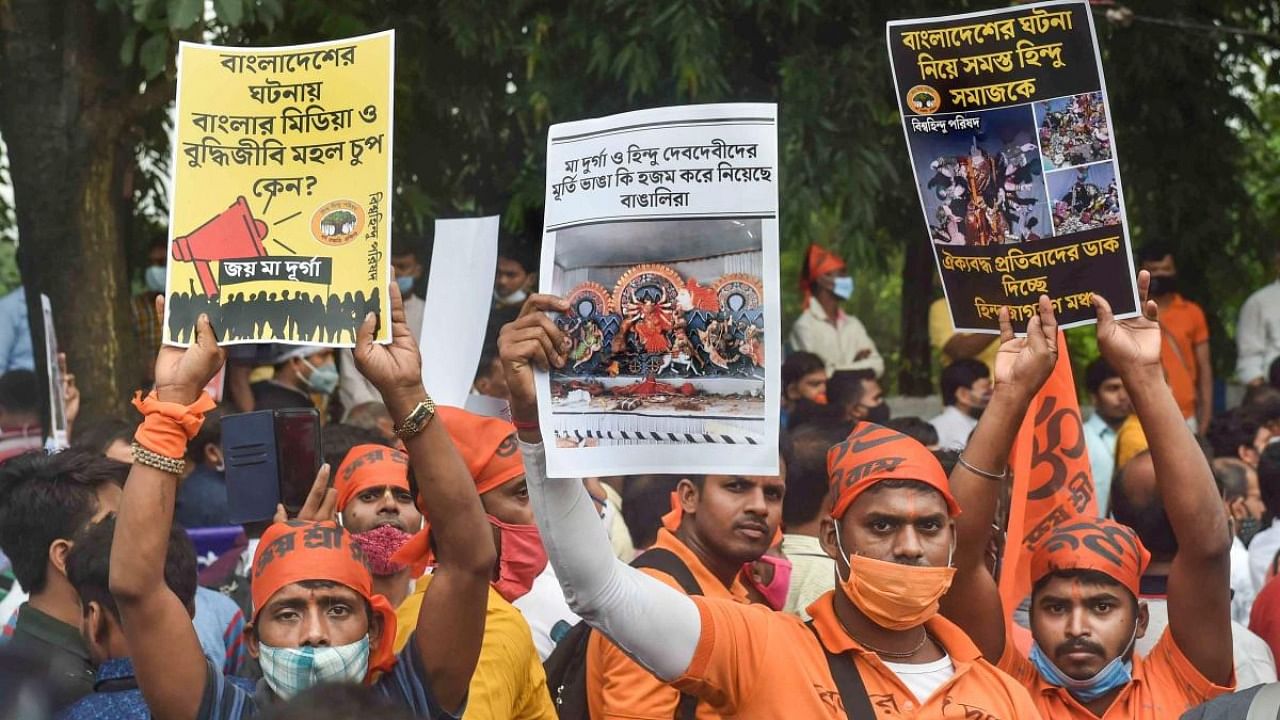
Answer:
[393,395,437,439]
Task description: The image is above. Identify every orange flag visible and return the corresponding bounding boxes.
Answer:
[999,332,1097,617]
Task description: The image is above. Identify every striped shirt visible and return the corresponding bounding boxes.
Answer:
[196,634,462,718]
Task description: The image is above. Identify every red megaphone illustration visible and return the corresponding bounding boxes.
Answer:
[171,196,270,298]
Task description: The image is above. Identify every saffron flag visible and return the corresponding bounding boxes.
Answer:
[999,331,1097,616]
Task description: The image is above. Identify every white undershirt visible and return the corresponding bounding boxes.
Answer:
[881,653,955,703]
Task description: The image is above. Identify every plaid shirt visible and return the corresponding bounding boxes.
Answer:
[196,634,463,719]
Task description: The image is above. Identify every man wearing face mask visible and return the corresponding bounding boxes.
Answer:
[1139,244,1212,433]
[788,243,884,377]
[929,359,990,451]
[251,346,339,411]
[338,237,428,410]
[585,467,785,720]
[827,369,890,426]
[943,282,1234,718]
[1213,458,1266,622]
[332,444,423,609]
[110,285,494,719]
[496,293,1039,718]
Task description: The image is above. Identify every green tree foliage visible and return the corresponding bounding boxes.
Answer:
[1,0,1277,419]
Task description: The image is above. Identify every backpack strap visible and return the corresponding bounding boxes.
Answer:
[631,548,703,596]
[1247,682,1280,720]
[631,548,703,719]
[806,621,875,720]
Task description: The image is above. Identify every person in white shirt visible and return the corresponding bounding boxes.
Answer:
[929,358,990,450]
[787,243,883,376]
[1081,357,1131,516]
[777,421,844,621]
[1114,450,1278,688]
[1250,444,1280,594]
[1237,249,1280,387]
[1215,458,1269,622]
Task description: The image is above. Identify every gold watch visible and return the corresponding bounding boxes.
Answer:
[393,396,437,439]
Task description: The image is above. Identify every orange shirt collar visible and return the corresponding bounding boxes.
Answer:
[652,528,750,601]
[805,590,983,664]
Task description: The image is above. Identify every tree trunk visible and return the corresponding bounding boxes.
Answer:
[0,0,141,425]
[897,232,934,396]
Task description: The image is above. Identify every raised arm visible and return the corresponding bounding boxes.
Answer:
[353,282,495,712]
[110,305,225,720]
[1095,272,1233,685]
[499,295,701,681]
[940,297,1058,661]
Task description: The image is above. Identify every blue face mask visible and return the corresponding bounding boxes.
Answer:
[301,358,340,396]
[1028,626,1136,703]
[832,275,854,300]
[395,275,415,295]
[144,265,167,294]
[258,635,370,700]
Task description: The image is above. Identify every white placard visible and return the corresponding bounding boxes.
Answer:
[420,216,500,408]
[537,103,780,477]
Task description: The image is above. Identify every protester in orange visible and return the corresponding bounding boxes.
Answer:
[586,470,783,719]
[943,274,1234,719]
[333,443,423,608]
[788,243,883,376]
[499,293,1040,719]
[1139,245,1212,432]
[108,285,494,720]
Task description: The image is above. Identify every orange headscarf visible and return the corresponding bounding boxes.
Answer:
[334,444,410,512]
[826,422,960,519]
[390,406,525,569]
[800,243,846,309]
[1029,518,1151,599]
[251,520,398,677]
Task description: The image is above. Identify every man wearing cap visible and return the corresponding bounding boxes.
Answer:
[585,468,785,719]
[332,444,422,608]
[943,275,1234,718]
[251,346,340,411]
[497,294,1040,718]
[109,286,494,719]
[788,243,883,376]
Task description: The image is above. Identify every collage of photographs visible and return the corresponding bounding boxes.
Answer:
[914,90,1120,247]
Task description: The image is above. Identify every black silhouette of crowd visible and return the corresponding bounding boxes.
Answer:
[166,287,380,343]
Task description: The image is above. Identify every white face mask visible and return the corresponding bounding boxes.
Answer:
[832,276,854,300]
[497,288,528,305]
[257,635,370,699]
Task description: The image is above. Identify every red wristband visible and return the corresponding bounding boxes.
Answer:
[512,418,540,431]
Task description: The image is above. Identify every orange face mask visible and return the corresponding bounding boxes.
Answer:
[832,522,955,631]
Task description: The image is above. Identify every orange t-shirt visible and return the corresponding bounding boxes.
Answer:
[1158,295,1209,420]
[673,591,1041,719]
[998,628,1232,719]
[586,529,749,719]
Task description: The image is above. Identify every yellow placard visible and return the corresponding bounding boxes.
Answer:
[163,31,394,347]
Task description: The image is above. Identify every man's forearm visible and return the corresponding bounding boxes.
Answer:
[110,464,177,601]
[1124,367,1226,554]
[950,385,1033,570]
[521,441,700,680]
[389,389,494,575]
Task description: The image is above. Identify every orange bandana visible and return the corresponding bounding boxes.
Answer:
[826,422,960,519]
[390,406,524,571]
[334,444,410,512]
[437,406,523,494]
[251,520,398,678]
[800,243,846,309]
[1029,518,1150,599]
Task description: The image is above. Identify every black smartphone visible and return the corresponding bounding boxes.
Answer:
[222,410,280,524]
[274,407,321,516]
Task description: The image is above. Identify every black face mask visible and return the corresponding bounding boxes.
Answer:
[1147,274,1179,297]
[1239,516,1263,547]
[864,403,891,425]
